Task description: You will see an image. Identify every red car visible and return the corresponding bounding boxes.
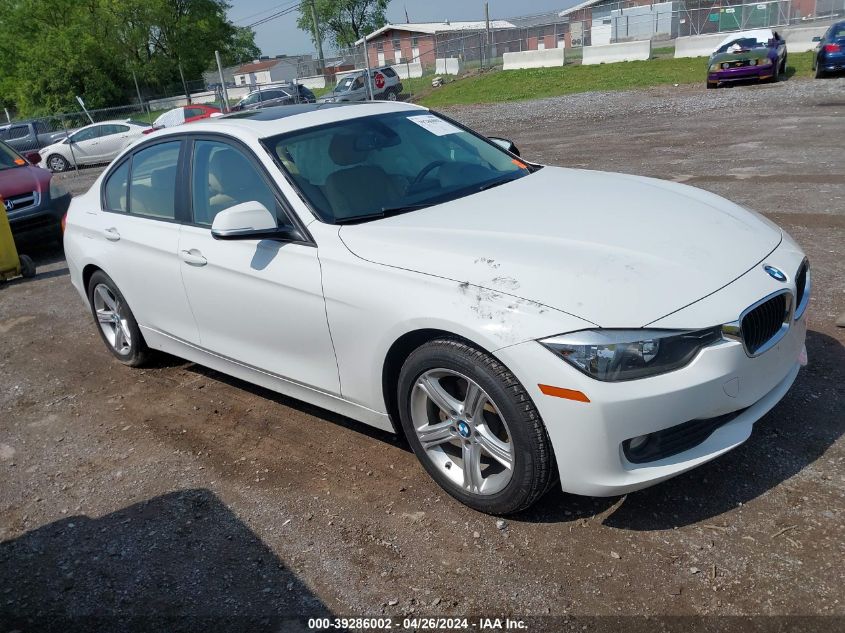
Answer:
[0,140,71,241]
[143,104,221,134]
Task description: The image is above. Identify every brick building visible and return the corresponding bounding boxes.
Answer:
[356,20,516,69]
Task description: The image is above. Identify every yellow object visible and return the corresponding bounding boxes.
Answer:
[0,196,35,281]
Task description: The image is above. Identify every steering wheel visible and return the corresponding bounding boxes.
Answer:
[411,160,447,186]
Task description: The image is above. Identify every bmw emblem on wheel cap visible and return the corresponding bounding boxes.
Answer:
[763,265,787,282]
[456,421,472,438]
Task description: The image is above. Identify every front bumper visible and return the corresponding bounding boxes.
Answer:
[496,310,806,497]
[708,64,772,83]
[8,193,71,242]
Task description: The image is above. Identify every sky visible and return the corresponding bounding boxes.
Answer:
[227,0,578,58]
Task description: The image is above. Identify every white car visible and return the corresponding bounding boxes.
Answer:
[39,119,148,172]
[63,102,809,514]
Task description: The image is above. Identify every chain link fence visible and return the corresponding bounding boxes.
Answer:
[3,0,842,188]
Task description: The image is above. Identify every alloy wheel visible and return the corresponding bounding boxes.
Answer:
[410,368,515,495]
[92,283,132,356]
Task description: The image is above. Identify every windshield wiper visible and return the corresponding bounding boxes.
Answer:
[477,175,519,193]
[333,203,433,225]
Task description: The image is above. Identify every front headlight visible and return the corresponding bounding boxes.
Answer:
[49,178,69,199]
[759,57,772,65]
[539,327,723,382]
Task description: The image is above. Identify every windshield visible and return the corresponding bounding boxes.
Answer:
[717,37,768,53]
[263,111,531,224]
[334,76,356,93]
[0,141,26,170]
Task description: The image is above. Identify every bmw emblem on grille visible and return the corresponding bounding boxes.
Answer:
[763,265,787,282]
[3,199,12,211]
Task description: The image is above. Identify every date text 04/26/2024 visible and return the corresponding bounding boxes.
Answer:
[307,617,528,630]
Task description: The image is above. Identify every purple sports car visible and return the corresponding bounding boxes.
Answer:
[707,29,787,89]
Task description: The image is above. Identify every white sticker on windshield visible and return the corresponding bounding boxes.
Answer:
[408,114,462,136]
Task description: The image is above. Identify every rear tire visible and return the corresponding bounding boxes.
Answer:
[815,60,826,79]
[706,80,717,89]
[47,154,68,173]
[87,270,150,367]
[397,339,555,515]
[385,88,399,101]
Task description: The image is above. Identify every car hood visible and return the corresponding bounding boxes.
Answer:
[710,49,770,63]
[338,166,782,328]
[0,165,50,197]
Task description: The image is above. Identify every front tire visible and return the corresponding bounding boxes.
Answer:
[87,270,150,367]
[706,80,717,89]
[385,88,399,101]
[397,339,555,515]
[47,154,68,173]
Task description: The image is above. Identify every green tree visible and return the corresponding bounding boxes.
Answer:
[0,0,260,116]
[219,26,262,67]
[297,0,390,50]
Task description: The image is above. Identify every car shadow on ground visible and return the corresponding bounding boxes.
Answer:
[187,364,408,450]
[519,329,845,529]
[0,489,331,632]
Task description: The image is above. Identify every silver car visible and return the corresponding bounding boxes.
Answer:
[318,67,403,103]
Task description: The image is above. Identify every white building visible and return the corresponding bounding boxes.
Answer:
[232,55,317,87]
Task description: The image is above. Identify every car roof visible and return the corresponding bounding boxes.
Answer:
[147,101,427,141]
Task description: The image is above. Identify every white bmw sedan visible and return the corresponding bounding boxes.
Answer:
[64,102,809,514]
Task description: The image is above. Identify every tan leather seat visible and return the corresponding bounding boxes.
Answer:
[323,134,402,219]
[129,164,177,217]
[206,149,273,221]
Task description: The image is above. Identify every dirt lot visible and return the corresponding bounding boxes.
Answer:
[2,77,844,631]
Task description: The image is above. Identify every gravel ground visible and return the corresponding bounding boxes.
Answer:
[2,77,844,632]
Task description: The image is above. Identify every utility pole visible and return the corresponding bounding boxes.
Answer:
[484,2,491,69]
[132,70,145,116]
[362,34,374,100]
[178,62,191,105]
[310,0,326,72]
[215,50,231,112]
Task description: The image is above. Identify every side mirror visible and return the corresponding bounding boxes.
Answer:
[488,136,521,157]
[24,152,42,165]
[812,36,822,42]
[210,201,299,241]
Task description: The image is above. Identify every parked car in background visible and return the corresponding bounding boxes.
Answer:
[144,104,221,134]
[0,139,71,241]
[65,102,808,515]
[38,120,148,172]
[812,21,845,77]
[0,120,70,153]
[318,67,403,103]
[231,84,316,111]
[707,29,787,88]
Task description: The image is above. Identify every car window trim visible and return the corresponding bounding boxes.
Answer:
[183,132,315,247]
[99,135,189,224]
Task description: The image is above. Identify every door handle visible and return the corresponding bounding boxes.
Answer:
[103,227,120,241]
[179,249,207,266]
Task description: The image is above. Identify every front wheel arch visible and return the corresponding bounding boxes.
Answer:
[381,328,492,435]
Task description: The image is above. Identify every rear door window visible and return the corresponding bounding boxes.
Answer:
[128,142,181,219]
[104,160,130,212]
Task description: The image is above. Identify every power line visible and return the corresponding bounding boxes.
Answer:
[232,0,302,26]
[245,1,306,29]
